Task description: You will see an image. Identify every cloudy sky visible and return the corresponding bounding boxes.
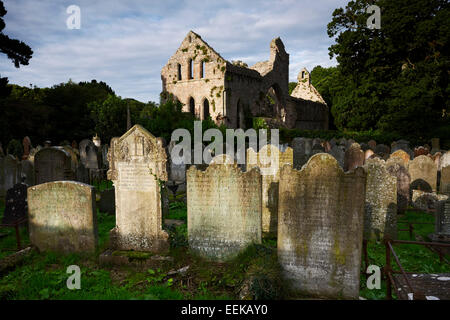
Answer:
[1,0,348,103]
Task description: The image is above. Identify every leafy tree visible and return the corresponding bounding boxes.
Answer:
[0,1,33,97]
[327,0,449,138]
[88,95,128,144]
[288,82,297,95]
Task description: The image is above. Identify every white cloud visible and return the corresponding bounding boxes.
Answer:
[1,0,348,102]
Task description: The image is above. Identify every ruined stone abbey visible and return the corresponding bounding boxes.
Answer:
[161,31,328,130]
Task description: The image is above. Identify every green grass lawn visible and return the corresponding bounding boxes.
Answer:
[1,189,449,300]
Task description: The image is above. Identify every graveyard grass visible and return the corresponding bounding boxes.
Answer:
[1,191,449,300]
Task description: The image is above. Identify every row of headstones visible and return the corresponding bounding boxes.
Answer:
[24,125,447,299]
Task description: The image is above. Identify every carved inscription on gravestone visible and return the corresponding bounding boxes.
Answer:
[187,159,262,261]
[27,181,98,253]
[363,158,397,241]
[278,153,366,299]
[107,125,169,252]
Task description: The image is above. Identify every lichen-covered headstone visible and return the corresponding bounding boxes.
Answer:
[107,125,169,252]
[440,166,450,195]
[187,158,262,261]
[411,190,448,211]
[386,162,411,214]
[389,149,410,167]
[344,143,364,171]
[34,147,74,185]
[408,155,438,192]
[391,140,413,159]
[278,153,366,299]
[27,181,98,253]
[247,144,293,234]
[363,158,397,241]
[440,151,450,171]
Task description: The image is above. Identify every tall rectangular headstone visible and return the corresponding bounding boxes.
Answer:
[364,158,397,241]
[247,144,293,235]
[107,125,169,252]
[28,181,98,253]
[3,155,21,194]
[440,166,450,195]
[278,153,366,299]
[187,158,262,261]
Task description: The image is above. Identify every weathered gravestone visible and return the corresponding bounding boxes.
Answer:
[389,149,410,168]
[440,166,450,195]
[328,145,345,168]
[429,198,450,249]
[374,144,390,159]
[20,159,34,186]
[408,155,438,192]
[391,140,413,159]
[107,125,169,252]
[34,147,74,185]
[2,155,21,197]
[364,149,374,161]
[187,157,262,261]
[27,181,98,253]
[291,137,312,169]
[411,190,448,211]
[440,151,450,171]
[247,144,293,235]
[62,145,79,173]
[414,146,429,158]
[2,182,28,224]
[344,143,364,171]
[79,139,100,169]
[386,162,411,214]
[363,158,397,241]
[168,140,187,182]
[278,153,366,299]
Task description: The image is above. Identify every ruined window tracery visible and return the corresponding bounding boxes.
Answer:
[189,59,193,79]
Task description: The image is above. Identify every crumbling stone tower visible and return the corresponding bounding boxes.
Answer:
[161,31,328,130]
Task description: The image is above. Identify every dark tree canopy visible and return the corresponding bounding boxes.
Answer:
[323,0,449,138]
[0,1,33,97]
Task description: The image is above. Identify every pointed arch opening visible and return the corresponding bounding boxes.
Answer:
[188,59,193,80]
[177,63,182,80]
[189,97,195,115]
[203,98,210,120]
[200,61,205,78]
